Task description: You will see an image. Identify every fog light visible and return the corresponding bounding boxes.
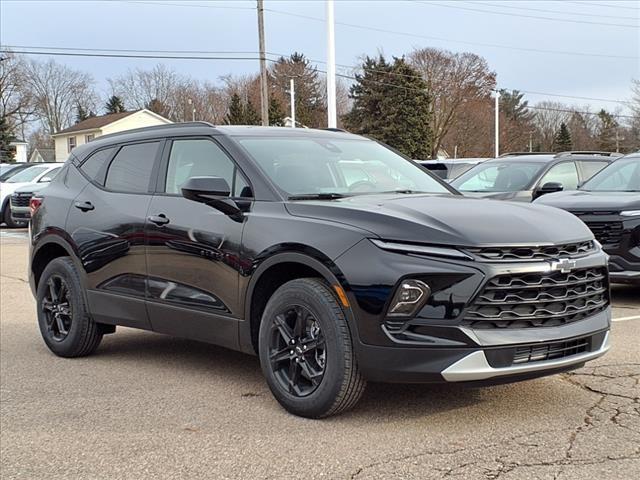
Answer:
[388,280,431,317]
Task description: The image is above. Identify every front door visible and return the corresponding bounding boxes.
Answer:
[145,137,252,349]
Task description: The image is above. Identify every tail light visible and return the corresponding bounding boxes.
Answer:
[30,197,43,216]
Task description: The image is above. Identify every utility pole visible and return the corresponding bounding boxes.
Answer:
[615,129,624,153]
[326,0,337,128]
[289,78,296,128]
[187,98,195,122]
[529,131,533,152]
[257,0,269,126]
[494,90,500,157]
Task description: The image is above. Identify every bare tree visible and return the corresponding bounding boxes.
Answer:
[22,59,97,134]
[409,48,496,158]
[532,101,572,151]
[108,64,182,118]
[0,52,34,138]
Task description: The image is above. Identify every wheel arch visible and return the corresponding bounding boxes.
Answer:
[31,235,83,292]
[240,247,358,355]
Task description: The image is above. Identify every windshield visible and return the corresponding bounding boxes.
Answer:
[236,136,452,197]
[451,161,544,192]
[6,165,50,183]
[581,157,640,192]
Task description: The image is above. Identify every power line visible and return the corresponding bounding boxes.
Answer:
[122,1,254,10]
[2,44,275,56]
[563,1,640,11]
[464,1,633,20]
[265,8,636,60]
[416,1,638,28]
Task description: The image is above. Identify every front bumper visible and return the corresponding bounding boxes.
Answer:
[10,205,30,222]
[336,239,611,383]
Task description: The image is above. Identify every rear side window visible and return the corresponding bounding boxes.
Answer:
[105,142,160,193]
[80,147,115,185]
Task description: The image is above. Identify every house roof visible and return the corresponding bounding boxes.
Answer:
[54,111,138,136]
[32,148,55,162]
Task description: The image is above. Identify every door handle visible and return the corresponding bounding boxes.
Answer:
[74,201,94,212]
[148,214,170,226]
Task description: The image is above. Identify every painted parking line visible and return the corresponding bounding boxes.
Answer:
[612,314,640,322]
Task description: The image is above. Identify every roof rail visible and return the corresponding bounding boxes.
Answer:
[555,151,623,157]
[97,121,215,141]
[498,152,554,157]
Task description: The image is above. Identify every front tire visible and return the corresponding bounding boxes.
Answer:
[258,278,366,418]
[2,202,23,228]
[36,257,103,357]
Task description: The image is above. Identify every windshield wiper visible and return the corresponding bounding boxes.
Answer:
[378,189,425,194]
[287,193,348,200]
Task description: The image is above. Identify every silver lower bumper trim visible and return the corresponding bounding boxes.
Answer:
[442,331,610,382]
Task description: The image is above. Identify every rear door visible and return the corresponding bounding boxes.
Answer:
[66,140,163,329]
[144,136,252,349]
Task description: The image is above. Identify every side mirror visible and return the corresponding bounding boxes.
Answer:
[534,181,563,199]
[181,176,242,218]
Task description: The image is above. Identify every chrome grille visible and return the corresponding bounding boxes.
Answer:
[463,267,608,329]
[10,193,32,207]
[467,241,595,262]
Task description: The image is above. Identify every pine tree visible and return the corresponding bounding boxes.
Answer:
[553,122,572,152]
[345,55,432,158]
[596,109,618,152]
[105,95,126,114]
[225,93,245,124]
[75,103,95,124]
[244,101,260,126]
[0,116,15,162]
[269,98,286,126]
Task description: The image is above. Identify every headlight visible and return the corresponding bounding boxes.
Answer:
[620,210,640,217]
[370,239,473,260]
[387,279,431,317]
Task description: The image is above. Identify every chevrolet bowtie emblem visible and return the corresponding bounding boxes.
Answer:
[550,258,577,274]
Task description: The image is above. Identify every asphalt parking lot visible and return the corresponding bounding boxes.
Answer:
[1,229,638,479]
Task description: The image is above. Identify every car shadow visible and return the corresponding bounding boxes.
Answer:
[92,330,532,420]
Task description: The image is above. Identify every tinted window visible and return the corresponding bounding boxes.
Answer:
[80,147,115,185]
[578,161,608,182]
[166,139,251,196]
[237,137,450,196]
[105,142,159,193]
[452,162,543,192]
[581,158,639,192]
[539,162,579,190]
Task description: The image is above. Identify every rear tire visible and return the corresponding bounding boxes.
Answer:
[258,278,366,418]
[36,257,103,357]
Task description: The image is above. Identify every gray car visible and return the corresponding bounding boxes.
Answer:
[450,152,618,202]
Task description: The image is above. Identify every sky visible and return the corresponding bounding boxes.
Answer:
[1,0,639,116]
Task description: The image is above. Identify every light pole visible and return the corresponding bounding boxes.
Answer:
[494,89,500,157]
[289,78,296,128]
[326,0,337,128]
[187,98,195,122]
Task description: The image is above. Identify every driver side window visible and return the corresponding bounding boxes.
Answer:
[166,139,251,197]
[539,162,579,190]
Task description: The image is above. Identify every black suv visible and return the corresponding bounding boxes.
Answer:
[536,154,640,285]
[29,124,611,418]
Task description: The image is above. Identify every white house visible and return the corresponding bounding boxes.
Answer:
[29,148,55,163]
[51,109,172,162]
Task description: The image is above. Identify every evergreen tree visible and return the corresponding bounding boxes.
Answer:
[269,52,324,127]
[0,116,15,162]
[244,101,260,126]
[105,95,126,114]
[75,103,95,124]
[499,89,533,122]
[344,55,432,158]
[553,122,572,152]
[225,93,245,124]
[269,98,286,126]
[596,109,618,152]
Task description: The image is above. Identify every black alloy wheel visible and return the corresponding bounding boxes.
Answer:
[268,305,326,397]
[41,275,73,341]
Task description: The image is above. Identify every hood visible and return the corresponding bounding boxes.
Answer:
[12,182,44,194]
[0,181,32,204]
[285,193,593,247]
[535,190,640,211]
